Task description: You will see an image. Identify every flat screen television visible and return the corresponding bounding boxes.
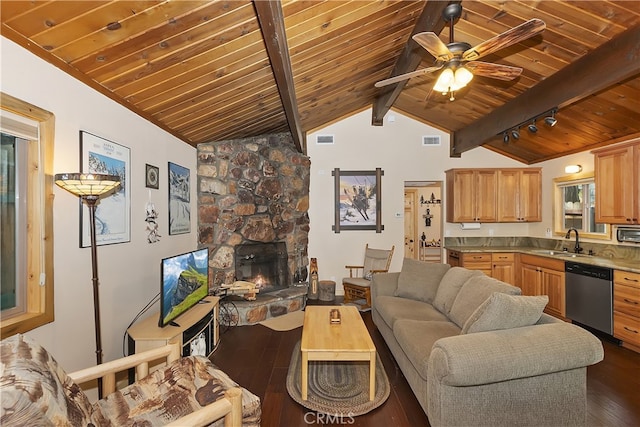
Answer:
[159,247,209,327]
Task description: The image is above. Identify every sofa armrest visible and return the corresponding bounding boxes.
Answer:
[165,387,242,427]
[370,271,399,300]
[428,322,604,387]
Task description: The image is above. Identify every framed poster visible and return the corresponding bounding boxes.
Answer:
[168,161,191,235]
[80,131,130,247]
[145,164,159,189]
[332,168,383,233]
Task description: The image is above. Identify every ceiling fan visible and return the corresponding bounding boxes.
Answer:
[374,4,546,101]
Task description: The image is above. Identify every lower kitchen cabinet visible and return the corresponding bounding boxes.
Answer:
[491,253,515,284]
[613,270,640,350]
[519,254,566,319]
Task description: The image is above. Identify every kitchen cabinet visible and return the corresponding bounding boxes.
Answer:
[497,169,542,222]
[491,253,515,284]
[518,254,565,319]
[445,169,497,223]
[593,139,640,225]
[446,168,541,223]
[613,270,640,350]
[447,250,461,267]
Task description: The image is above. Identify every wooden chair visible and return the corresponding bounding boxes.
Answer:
[343,244,395,310]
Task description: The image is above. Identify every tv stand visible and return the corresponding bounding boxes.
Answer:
[127,296,219,359]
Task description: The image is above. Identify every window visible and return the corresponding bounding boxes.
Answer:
[0,93,54,338]
[553,172,609,240]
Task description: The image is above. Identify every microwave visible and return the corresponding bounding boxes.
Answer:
[617,226,640,243]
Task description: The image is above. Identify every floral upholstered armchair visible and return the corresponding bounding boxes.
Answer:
[0,334,261,426]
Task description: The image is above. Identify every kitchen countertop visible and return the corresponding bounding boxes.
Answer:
[445,246,640,274]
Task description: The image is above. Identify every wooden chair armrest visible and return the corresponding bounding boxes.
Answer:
[165,387,243,427]
[370,269,389,274]
[345,265,364,278]
[68,341,181,395]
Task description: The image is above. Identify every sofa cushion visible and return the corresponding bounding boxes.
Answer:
[462,293,549,334]
[394,259,451,303]
[432,267,483,315]
[393,319,461,380]
[0,334,94,426]
[91,356,261,427]
[449,275,521,328]
[376,295,448,330]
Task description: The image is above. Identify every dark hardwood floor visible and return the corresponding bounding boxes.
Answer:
[211,299,640,427]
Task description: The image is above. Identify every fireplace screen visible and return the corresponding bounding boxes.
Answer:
[234,242,289,293]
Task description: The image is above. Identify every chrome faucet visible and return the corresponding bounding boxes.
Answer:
[565,228,583,253]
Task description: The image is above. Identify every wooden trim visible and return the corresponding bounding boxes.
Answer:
[0,92,55,338]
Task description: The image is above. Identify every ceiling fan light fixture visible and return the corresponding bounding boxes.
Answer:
[454,67,473,89]
[434,68,455,94]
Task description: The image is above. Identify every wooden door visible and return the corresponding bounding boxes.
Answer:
[404,189,417,259]
[519,169,542,222]
[446,170,476,222]
[595,145,635,224]
[497,169,519,222]
[520,264,541,296]
[475,170,498,222]
[541,268,565,318]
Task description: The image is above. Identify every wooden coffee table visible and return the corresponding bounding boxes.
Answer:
[300,305,377,401]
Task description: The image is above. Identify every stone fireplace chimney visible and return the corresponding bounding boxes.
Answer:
[197,133,310,293]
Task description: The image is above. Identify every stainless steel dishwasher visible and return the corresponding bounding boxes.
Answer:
[565,261,613,335]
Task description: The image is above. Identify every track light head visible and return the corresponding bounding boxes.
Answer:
[503,132,510,143]
[545,110,557,127]
[511,128,520,140]
[528,120,538,133]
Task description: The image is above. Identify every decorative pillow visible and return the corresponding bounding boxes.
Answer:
[462,292,549,334]
[449,275,521,328]
[394,258,450,303]
[432,267,483,315]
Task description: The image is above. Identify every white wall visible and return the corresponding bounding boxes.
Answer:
[307,109,535,291]
[1,37,198,372]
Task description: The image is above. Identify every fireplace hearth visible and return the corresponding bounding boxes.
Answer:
[234,242,289,293]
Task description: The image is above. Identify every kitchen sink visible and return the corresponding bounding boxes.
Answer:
[529,249,591,258]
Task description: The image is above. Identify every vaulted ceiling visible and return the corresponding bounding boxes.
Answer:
[2,1,639,164]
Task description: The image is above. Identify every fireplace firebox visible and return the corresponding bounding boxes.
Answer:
[234,242,289,293]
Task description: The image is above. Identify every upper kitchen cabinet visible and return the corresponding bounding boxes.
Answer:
[445,169,497,223]
[446,168,541,223]
[593,139,640,225]
[497,169,542,222]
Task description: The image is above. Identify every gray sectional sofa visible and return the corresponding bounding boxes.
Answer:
[371,258,604,427]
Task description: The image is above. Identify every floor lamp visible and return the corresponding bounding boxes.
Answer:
[54,173,121,398]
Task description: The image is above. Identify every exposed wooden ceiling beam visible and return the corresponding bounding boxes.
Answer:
[253,0,305,153]
[371,1,461,126]
[452,24,640,157]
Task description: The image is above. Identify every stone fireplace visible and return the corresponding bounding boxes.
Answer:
[197,133,310,325]
[234,242,289,293]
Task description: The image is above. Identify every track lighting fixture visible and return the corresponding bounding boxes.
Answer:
[496,108,558,143]
[544,109,557,127]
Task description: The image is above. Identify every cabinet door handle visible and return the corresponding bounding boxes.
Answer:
[623,298,639,305]
[623,326,639,334]
[623,277,639,283]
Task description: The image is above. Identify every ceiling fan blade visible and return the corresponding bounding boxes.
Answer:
[465,61,523,81]
[462,19,546,61]
[412,32,454,61]
[374,65,443,88]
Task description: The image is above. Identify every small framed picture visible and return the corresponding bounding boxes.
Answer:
[145,164,159,189]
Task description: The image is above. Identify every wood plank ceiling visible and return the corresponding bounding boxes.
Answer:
[1,1,639,164]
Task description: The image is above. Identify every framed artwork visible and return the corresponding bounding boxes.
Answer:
[145,164,159,189]
[80,131,130,247]
[168,161,191,235]
[332,168,384,233]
